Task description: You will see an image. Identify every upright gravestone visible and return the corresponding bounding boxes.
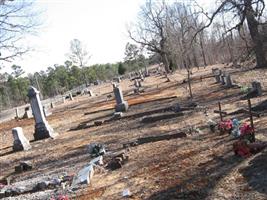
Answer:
[28,86,57,140]
[88,90,94,97]
[225,73,233,88]
[113,83,128,112]
[15,108,19,119]
[212,68,219,75]
[252,81,262,96]
[23,106,33,119]
[69,93,74,101]
[12,127,31,151]
[214,69,221,83]
[220,72,225,85]
[43,106,52,117]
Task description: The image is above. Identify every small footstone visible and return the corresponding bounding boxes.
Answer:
[12,127,31,151]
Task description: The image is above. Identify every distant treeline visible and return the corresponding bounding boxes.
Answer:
[0,55,158,110]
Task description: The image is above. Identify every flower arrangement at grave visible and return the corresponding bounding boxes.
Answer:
[239,123,254,143]
[218,119,232,134]
[233,140,252,158]
[231,119,241,137]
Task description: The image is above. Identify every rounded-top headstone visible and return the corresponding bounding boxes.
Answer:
[28,86,39,98]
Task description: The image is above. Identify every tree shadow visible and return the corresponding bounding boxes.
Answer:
[240,149,267,195]
[146,141,243,200]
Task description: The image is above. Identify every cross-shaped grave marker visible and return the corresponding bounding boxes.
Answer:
[214,99,258,142]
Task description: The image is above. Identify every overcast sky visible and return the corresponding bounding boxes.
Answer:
[4,0,213,74]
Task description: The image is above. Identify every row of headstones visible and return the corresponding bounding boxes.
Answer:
[12,87,58,151]
[212,68,233,88]
[212,68,262,96]
[14,83,128,149]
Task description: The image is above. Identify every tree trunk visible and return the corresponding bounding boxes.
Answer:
[187,69,193,99]
[199,33,207,67]
[162,52,170,73]
[246,2,267,68]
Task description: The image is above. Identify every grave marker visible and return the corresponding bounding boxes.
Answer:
[248,99,255,142]
[251,81,262,96]
[220,72,225,85]
[69,93,74,101]
[28,86,57,140]
[113,84,128,112]
[88,90,94,97]
[12,127,31,151]
[213,69,221,83]
[225,73,233,88]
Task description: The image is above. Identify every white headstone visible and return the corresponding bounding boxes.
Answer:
[69,93,74,101]
[72,165,94,187]
[113,85,128,112]
[28,86,58,140]
[88,90,94,97]
[12,127,31,151]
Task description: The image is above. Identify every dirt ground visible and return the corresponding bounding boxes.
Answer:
[0,64,267,200]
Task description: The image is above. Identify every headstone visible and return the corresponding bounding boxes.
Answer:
[28,86,58,140]
[72,165,94,187]
[134,79,139,88]
[69,93,74,101]
[225,74,233,88]
[15,108,19,119]
[220,72,225,85]
[88,90,94,97]
[251,81,262,96]
[12,127,31,151]
[62,96,65,103]
[43,106,52,117]
[214,69,221,83]
[113,84,128,112]
[23,106,33,119]
[212,68,219,75]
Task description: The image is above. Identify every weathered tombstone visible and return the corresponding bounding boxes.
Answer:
[15,108,19,119]
[43,106,52,117]
[72,165,94,187]
[12,127,31,151]
[134,79,138,88]
[251,81,262,96]
[212,68,219,75]
[225,74,233,88]
[28,86,58,140]
[113,84,128,112]
[88,90,94,97]
[69,93,74,101]
[23,106,33,119]
[213,69,221,83]
[220,72,225,85]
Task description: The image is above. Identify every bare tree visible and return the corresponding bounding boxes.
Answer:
[68,39,91,67]
[194,0,267,68]
[0,0,40,62]
[128,0,171,73]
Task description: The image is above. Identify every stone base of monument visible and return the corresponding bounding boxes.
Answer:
[13,140,31,151]
[115,101,129,112]
[34,122,58,140]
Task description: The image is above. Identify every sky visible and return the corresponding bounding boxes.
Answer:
[4,0,213,74]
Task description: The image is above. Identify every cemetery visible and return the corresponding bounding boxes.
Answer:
[0,64,267,199]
